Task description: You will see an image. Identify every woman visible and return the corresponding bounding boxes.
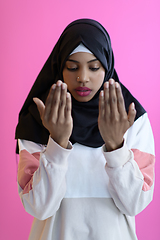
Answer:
[16,19,155,240]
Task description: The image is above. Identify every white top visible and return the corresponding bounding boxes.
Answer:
[17,113,155,240]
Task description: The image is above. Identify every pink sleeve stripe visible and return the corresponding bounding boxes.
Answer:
[18,149,40,194]
[131,149,155,191]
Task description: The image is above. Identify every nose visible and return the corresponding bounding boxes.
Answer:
[77,68,89,84]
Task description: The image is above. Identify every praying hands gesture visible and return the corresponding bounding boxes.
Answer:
[98,79,136,151]
[33,78,136,151]
[33,80,73,149]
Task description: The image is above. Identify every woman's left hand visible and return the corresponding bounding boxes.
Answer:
[98,79,136,151]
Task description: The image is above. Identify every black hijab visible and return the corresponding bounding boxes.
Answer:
[15,18,145,153]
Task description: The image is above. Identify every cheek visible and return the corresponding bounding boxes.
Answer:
[101,68,106,78]
[62,72,74,92]
[97,70,105,86]
[62,71,70,85]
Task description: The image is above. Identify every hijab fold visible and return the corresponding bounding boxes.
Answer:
[15,19,145,153]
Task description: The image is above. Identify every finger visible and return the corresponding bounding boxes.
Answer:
[108,79,118,117]
[99,90,105,119]
[44,84,56,120]
[33,97,45,119]
[58,83,67,120]
[103,81,110,119]
[128,102,136,126]
[115,82,126,116]
[49,80,62,122]
[65,92,72,121]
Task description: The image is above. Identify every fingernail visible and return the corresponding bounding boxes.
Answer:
[104,82,109,88]
[52,84,56,90]
[131,102,135,109]
[62,83,66,90]
[57,80,62,87]
[115,82,119,88]
[33,97,36,103]
[100,90,104,97]
[109,79,114,85]
[66,92,70,98]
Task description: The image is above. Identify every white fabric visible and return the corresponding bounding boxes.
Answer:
[70,43,93,55]
[17,113,155,240]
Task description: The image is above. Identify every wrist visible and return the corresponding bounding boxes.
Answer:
[105,139,124,152]
[50,135,69,149]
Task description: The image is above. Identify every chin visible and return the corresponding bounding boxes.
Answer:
[73,94,93,102]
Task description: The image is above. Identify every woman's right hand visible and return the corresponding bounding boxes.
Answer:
[33,80,73,149]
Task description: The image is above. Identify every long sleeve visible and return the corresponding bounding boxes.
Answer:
[17,113,155,240]
[18,137,72,220]
[103,113,155,216]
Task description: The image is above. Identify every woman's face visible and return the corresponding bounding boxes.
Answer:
[63,52,105,102]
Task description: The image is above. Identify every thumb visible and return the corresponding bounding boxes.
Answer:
[33,97,45,119]
[128,102,136,127]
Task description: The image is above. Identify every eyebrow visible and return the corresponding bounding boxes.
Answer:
[67,58,98,63]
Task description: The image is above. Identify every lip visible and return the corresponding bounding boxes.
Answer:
[75,87,92,97]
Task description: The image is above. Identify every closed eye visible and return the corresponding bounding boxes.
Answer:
[67,67,78,71]
[89,67,100,71]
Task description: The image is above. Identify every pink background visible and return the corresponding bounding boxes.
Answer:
[1,0,160,239]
